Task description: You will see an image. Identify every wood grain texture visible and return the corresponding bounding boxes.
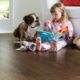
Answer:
[0,33,80,80]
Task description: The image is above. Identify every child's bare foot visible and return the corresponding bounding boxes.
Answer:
[35,37,42,51]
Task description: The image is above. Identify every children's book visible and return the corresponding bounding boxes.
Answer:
[37,30,67,42]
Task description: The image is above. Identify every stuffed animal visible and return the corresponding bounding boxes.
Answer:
[16,41,36,51]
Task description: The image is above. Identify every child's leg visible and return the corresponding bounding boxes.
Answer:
[56,40,67,51]
[44,20,53,32]
[41,43,50,51]
[50,40,57,51]
[50,40,67,51]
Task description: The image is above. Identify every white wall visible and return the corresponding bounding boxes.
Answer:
[1,0,58,33]
[42,0,80,36]
[0,0,43,33]
[13,0,43,31]
[41,0,59,22]
[66,7,80,36]
[0,0,80,36]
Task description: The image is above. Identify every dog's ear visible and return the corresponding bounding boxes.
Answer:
[23,15,34,25]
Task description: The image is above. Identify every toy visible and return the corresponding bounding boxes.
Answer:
[16,41,36,51]
[37,27,68,42]
[37,31,56,42]
[58,27,68,33]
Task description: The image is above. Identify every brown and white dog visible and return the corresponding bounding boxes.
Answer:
[13,13,40,42]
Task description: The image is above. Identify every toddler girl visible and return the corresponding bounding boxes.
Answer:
[43,2,74,51]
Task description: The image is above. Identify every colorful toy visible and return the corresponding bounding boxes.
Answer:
[16,41,36,51]
[57,27,68,39]
[37,27,68,42]
[58,27,68,33]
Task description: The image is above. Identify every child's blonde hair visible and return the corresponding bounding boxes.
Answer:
[50,2,68,23]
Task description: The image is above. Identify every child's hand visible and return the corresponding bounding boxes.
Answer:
[44,20,52,32]
[68,36,72,41]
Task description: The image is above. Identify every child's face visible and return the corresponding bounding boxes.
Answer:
[51,8,62,21]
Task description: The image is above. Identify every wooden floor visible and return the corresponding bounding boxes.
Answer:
[0,34,80,80]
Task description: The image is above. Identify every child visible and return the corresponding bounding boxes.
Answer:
[43,2,74,51]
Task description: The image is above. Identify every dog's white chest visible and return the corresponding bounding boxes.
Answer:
[26,27,38,38]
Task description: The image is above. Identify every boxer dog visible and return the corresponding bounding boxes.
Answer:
[13,13,40,42]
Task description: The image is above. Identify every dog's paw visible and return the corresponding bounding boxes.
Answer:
[16,46,26,50]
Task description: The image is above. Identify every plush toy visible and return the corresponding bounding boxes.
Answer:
[16,41,36,51]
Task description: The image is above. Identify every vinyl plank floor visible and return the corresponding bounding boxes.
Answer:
[0,34,80,80]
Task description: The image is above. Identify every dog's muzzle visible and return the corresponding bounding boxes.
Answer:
[31,22,40,28]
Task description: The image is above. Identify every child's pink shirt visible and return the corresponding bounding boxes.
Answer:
[44,20,74,38]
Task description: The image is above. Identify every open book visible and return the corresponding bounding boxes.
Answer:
[37,30,67,42]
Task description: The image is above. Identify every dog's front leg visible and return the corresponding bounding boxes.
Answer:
[19,29,26,45]
[32,32,38,42]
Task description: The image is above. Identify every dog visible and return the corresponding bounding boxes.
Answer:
[13,13,40,42]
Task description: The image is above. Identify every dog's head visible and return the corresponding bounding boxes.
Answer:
[23,13,40,28]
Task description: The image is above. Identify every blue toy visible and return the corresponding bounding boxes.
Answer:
[37,30,67,42]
